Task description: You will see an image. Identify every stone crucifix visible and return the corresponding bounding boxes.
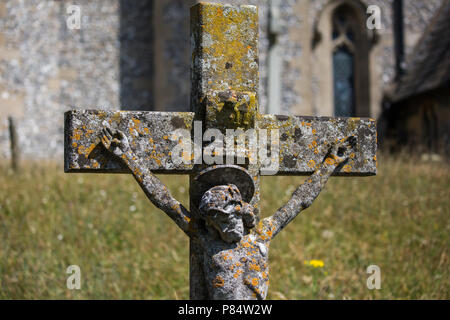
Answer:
[64,3,376,300]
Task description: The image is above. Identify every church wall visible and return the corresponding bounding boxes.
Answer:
[0,0,446,161]
[0,0,121,159]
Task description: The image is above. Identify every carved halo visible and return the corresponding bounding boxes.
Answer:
[191,165,255,208]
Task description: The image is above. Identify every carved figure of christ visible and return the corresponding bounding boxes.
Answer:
[100,127,355,300]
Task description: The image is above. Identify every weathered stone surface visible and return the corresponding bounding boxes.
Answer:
[65,109,377,176]
[260,115,377,175]
[189,2,261,300]
[190,3,259,115]
[64,110,194,173]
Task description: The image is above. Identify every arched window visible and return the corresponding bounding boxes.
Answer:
[312,1,373,118]
[333,46,355,117]
[332,6,356,117]
[332,5,360,117]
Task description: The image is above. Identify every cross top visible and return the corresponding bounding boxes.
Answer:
[65,2,376,300]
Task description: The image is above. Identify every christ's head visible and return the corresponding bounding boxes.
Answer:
[199,184,256,243]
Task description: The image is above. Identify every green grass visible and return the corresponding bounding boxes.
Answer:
[0,155,448,299]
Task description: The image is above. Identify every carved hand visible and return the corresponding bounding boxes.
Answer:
[100,127,132,159]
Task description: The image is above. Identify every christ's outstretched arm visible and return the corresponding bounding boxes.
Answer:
[258,137,356,240]
[100,127,193,236]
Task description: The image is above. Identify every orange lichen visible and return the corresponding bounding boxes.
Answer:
[343,164,352,173]
[234,269,243,278]
[222,253,231,261]
[85,129,94,137]
[242,242,252,248]
[72,129,83,141]
[249,263,260,271]
[84,143,96,156]
[212,276,225,288]
[150,154,162,166]
[230,262,242,271]
[325,157,335,165]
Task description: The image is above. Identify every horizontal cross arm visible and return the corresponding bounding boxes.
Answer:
[259,115,377,176]
[64,110,195,174]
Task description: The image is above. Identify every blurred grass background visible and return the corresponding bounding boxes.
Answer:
[0,155,448,299]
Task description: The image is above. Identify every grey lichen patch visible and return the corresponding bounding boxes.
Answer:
[259,115,377,176]
[64,110,195,173]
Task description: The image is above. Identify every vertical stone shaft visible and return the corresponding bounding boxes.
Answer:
[189,3,260,299]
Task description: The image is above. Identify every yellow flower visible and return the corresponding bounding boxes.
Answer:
[304,259,324,268]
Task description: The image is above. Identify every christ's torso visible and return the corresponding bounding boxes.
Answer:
[202,232,270,300]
